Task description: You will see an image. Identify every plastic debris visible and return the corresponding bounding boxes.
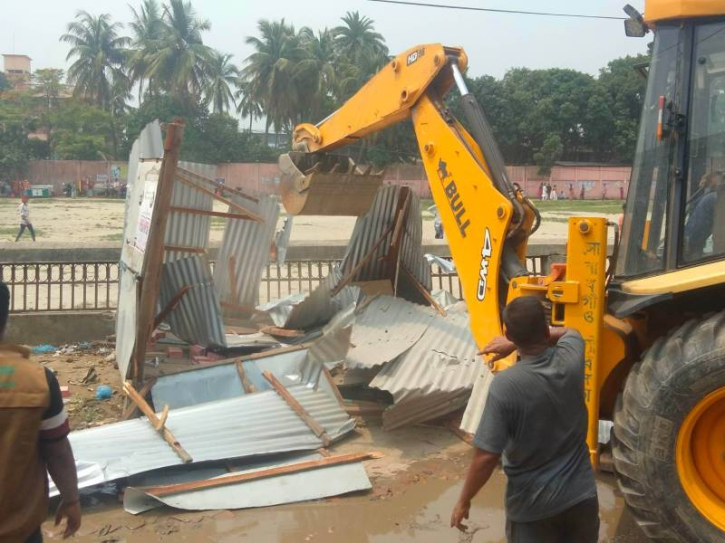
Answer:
[96,385,113,400]
[31,344,57,354]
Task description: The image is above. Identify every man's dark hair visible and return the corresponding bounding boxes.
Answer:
[0,282,9,339]
[503,296,548,347]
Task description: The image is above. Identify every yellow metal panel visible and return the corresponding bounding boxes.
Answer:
[644,0,725,23]
[563,218,609,470]
[412,93,512,356]
[296,44,464,153]
[620,260,725,294]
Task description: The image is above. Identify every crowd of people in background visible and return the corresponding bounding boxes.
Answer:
[537,181,626,201]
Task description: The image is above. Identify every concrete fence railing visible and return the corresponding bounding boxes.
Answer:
[0,242,568,314]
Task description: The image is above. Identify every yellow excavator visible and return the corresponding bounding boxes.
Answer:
[278,1,725,540]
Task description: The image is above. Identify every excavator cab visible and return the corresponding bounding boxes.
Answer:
[604,3,725,541]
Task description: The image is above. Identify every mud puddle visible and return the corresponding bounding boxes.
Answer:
[57,467,647,542]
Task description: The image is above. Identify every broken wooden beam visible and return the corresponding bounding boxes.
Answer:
[153,285,192,329]
[235,360,257,394]
[169,205,261,222]
[123,381,192,463]
[122,377,157,420]
[176,167,259,203]
[175,175,263,222]
[155,404,170,431]
[144,451,383,497]
[322,366,346,410]
[262,370,332,447]
[400,263,447,316]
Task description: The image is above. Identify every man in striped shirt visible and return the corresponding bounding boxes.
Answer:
[0,282,81,542]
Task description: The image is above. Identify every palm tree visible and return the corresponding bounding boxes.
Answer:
[295,28,337,118]
[145,0,213,105]
[235,80,263,132]
[203,51,238,114]
[241,19,308,135]
[333,11,388,65]
[60,11,130,110]
[128,0,163,102]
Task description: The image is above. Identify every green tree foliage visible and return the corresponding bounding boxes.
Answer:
[49,100,121,160]
[203,51,238,114]
[0,95,48,181]
[534,134,564,175]
[61,11,130,110]
[0,72,10,92]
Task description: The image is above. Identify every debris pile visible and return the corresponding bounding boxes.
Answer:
[56,120,494,515]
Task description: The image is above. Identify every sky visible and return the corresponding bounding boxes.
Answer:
[1,0,648,78]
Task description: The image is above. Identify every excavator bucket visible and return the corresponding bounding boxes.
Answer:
[279,152,384,216]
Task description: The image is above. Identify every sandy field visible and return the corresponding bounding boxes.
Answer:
[32,349,648,543]
[0,197,623,245]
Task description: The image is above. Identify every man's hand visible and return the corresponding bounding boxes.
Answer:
[55,499,81,538]
[480,335,516,363]
[450,499,470,532]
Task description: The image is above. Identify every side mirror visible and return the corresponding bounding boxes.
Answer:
[625,18,647,37]
[623,4,648,37]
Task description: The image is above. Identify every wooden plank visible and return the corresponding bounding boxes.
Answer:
[176,167,259,203]
[163,245,206,254]
[170,206,261,222]
[123,381,193,463]
[132,120,185,384]
[175,175,263,222]
[331,221,396,297]
[153,285,192,329]
[262,370,332,447]
[155,404,170,431]
[344,401,387,417]
[145,451,382,497]
[322,366,346,410]
[400,264,447,316]
[259,326,305,338]
[235,360,257,394]
[121,377,157,420]
[387,189,411,296]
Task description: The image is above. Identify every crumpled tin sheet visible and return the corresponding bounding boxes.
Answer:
[213,194,279,308]
[341,185,431,303]
[64,383,355,491]
[123,452,371,514]
[163,176,213,263]
[159,255,226,347]
[345,296,436,370]
[370,307,492,429]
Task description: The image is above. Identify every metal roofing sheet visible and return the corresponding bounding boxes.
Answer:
[66,383,355,490]
[369,308,483,397]
[164,178,212,263]
[341,185,431,296]
[345,296,437,370]
[368,307,492,429]
[460,362,495,434]
[213,194,279,308]
[159,255,226,347]
[382,390,471,431]
[123,452,371,514]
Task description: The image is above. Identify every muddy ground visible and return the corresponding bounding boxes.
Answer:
[36,351,648,543]
[0,197,623,245]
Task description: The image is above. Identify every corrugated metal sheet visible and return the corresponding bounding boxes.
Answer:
[116,121,164,380]
[370,308,491,428]
[345,296,436,370]
[213,194,279,308]
[382,390,471,431]
[159,255,226,347]
[164,179,212,263]
[460,363,495,434]
[283,267,362,331]
[66,383,355,491]
[341,185,431,299]
[123,452,371,514]
[178,160,218,182]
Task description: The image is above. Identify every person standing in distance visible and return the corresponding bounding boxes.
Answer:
[0,282,81,541]
[15,195,36,242]
[451,296,598,542]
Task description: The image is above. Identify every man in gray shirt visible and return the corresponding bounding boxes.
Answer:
[451,296,598,542]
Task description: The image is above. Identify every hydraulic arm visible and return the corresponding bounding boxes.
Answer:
[282,44,536,364]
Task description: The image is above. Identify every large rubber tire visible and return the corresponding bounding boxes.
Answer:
[612,311,725,542]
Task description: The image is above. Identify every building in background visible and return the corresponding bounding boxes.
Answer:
[2,54,31,90]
